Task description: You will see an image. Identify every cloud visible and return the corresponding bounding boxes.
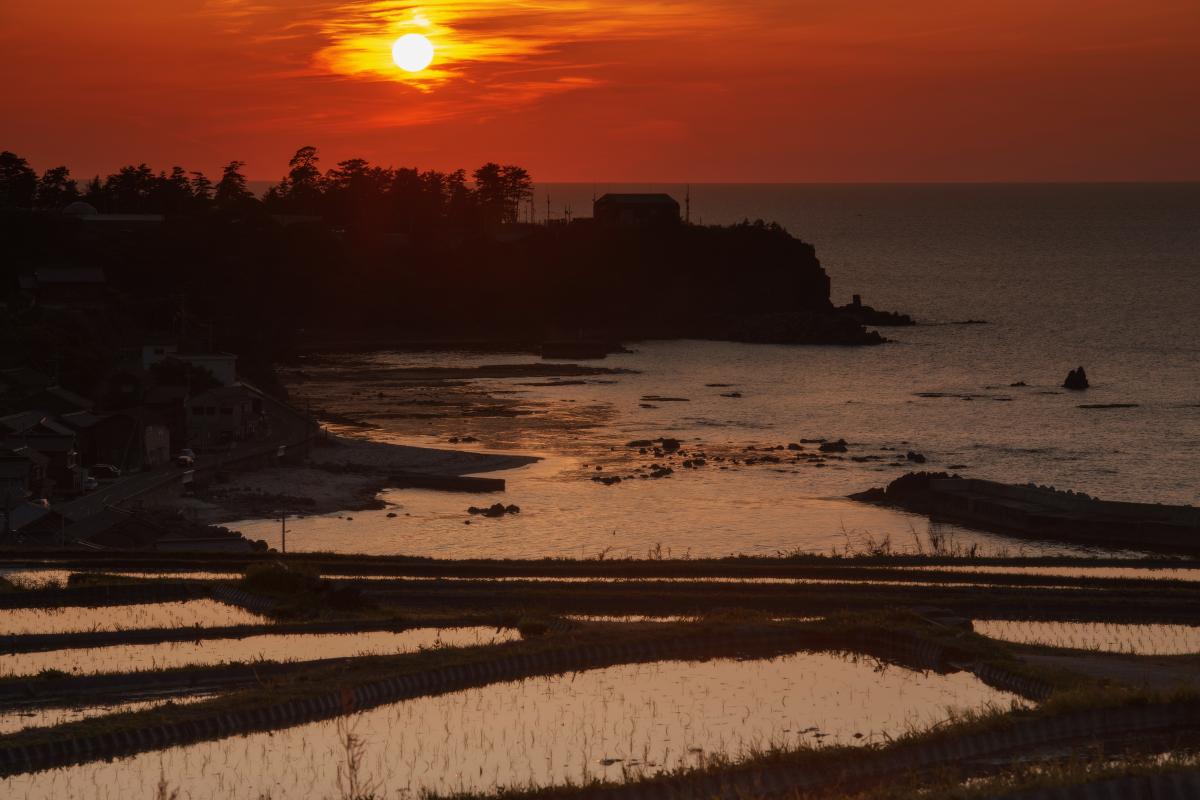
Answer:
[204,1,740,94]
[197,1,745,130]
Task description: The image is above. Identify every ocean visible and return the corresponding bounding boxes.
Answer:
[234,184,1200,559]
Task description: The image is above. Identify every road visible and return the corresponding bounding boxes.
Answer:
[55,391,316,522]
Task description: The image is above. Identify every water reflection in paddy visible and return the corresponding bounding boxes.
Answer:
[0,627,517,678]
[4,651,1023,798]
[0,600,266,636]
[975,620,1200,655]
[0,694,213,736]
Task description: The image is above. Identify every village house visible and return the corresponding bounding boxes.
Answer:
[0,446,50,498]
[0,411,83,496]
[186,385,265,448]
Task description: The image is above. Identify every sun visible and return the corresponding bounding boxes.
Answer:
[392,33,435,73]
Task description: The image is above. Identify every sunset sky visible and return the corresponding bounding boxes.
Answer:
[1,1,1198,182]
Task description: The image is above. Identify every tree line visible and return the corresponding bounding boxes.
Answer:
[0,147,534,233]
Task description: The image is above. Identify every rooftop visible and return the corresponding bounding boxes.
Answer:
[595,193,680,205]
[33,267,107,284]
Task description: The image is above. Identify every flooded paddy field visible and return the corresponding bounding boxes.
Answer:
[1,553,1198,799]
[0,600,267,636]
[975,620,1200,656]
[0,626,516,678]
[0,650,1022,799]
[0,694,213,736]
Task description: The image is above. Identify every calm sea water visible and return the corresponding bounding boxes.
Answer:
[237,184,1200,559]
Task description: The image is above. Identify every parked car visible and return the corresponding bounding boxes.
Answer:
[174,448,196,467]
[90,464,122,481]
[83,476,99,492]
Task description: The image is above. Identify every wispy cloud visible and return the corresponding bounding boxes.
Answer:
[199,0,743,128]
[206,1,739,84]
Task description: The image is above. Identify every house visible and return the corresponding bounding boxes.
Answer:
[62,410,171,469]
[186,385,263,448]
[0,446,49,498]
[140,340,179,371]
[26,267,108,309]
[0,411,82,495]
[63,202,166,234]
[0,367,54,397]
[22,386,93,415]
[593,194,681,228]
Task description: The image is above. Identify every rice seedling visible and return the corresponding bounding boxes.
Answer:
[973,619,1200,656]
[0,627,517,678]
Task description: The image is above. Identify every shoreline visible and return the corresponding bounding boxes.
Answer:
[167,433,539,526]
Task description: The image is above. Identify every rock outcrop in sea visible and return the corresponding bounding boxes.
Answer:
[1063,367,1089,390]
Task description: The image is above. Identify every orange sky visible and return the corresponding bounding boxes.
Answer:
[1,0,1198,182]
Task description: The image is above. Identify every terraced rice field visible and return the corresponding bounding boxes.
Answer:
[974,619,1200,655]
[0,627,518,677]
[0,650,1022,799]
[0,600,267,635]
[0,695,214,736]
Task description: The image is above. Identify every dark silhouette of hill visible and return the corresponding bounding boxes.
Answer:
[1,146,893,389]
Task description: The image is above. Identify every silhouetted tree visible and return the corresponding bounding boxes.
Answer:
[152,166,195,214]
[189,171,214,204]
[213,160,254,210]
[267,145,324,214]
[82,176,105,209]
[0,151,37,208]
[324,157,393,226]
[103,164,156,212]
[35,166,79,209]
[445,169,475,226]
[472,163,531,226]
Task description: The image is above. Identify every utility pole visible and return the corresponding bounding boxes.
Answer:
[280,510,287,554]
[545,193,551,224]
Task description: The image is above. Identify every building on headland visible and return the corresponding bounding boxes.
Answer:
[20,267,108,309]
[63,202,165,233]
[593,194,681,228]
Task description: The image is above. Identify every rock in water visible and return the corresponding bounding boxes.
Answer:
[1063,367,1090,390]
